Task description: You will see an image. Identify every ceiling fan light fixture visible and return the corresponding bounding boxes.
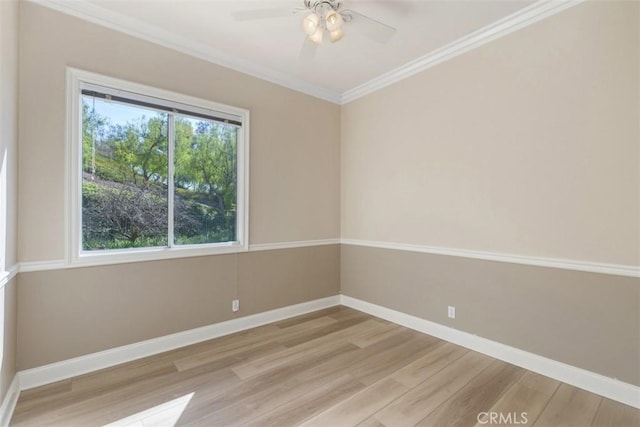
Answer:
[302,12,320,36]
[309,26,324,44]
[329,28,343,43]
[325,9,343,32]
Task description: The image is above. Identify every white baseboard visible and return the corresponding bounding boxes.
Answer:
[18,295,341,390]
[340,295,640,409]
[13,293,639,411]
[0,375,20,427]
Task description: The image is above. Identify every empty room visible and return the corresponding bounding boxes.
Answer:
[0,0,638,425]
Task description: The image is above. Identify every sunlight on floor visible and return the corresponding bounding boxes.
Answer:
[103,392,194,427]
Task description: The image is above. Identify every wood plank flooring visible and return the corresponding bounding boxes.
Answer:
[11,306,639,426]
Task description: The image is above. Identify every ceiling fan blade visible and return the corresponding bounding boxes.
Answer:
[231,7,295,21]
[299,37,318,62]
[342,9,397,43]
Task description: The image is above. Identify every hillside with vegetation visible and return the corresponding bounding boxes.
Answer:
[82,100,237,250]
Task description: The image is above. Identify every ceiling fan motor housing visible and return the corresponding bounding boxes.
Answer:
[304,0,342,13]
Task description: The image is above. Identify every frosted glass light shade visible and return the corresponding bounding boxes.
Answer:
[309,26,324,44]
[325,10,343,32]
[302,12,320,36]
[329,28,344,43]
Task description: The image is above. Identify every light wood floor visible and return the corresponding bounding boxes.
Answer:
[11,306,639,426]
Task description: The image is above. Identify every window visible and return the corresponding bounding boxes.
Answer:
[67,69,249,266]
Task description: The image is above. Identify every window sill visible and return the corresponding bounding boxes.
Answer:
[70,243,248,269]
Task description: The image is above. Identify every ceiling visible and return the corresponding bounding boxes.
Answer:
[79,1,535,94]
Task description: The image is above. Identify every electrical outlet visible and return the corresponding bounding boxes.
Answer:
[232,299,240,312]
[448,306,455,319]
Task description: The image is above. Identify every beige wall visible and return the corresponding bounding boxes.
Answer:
[17,245,339,369]
[341,1,639,266]
[1,279,17,400]
[15,3,341,369]
[11,0,640,399]
[342,245,640,386]
[0,0,19,402]
[18,2,341,263]
[1,0,19,271]
[340,1,640,387]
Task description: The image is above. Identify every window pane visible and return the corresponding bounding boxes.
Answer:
[173,116,237,245]
[81,96,169,250]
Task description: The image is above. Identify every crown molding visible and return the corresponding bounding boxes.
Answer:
[28,0,342,104]
[29,0,582,106]
[340,0,584,104]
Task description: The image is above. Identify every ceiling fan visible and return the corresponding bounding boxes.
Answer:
[232,1,397,57]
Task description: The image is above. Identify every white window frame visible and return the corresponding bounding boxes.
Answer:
[66,68,250,267]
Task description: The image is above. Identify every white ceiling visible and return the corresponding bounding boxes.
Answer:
[81,0,536,97]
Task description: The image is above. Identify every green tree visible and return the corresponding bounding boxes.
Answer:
[81,103,239,248]
[110,115,168,186]
[174,117,195,190]
[186,121,236,211]
[173,118,237,243]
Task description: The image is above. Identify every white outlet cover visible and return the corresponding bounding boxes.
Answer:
[448,306,456,319]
